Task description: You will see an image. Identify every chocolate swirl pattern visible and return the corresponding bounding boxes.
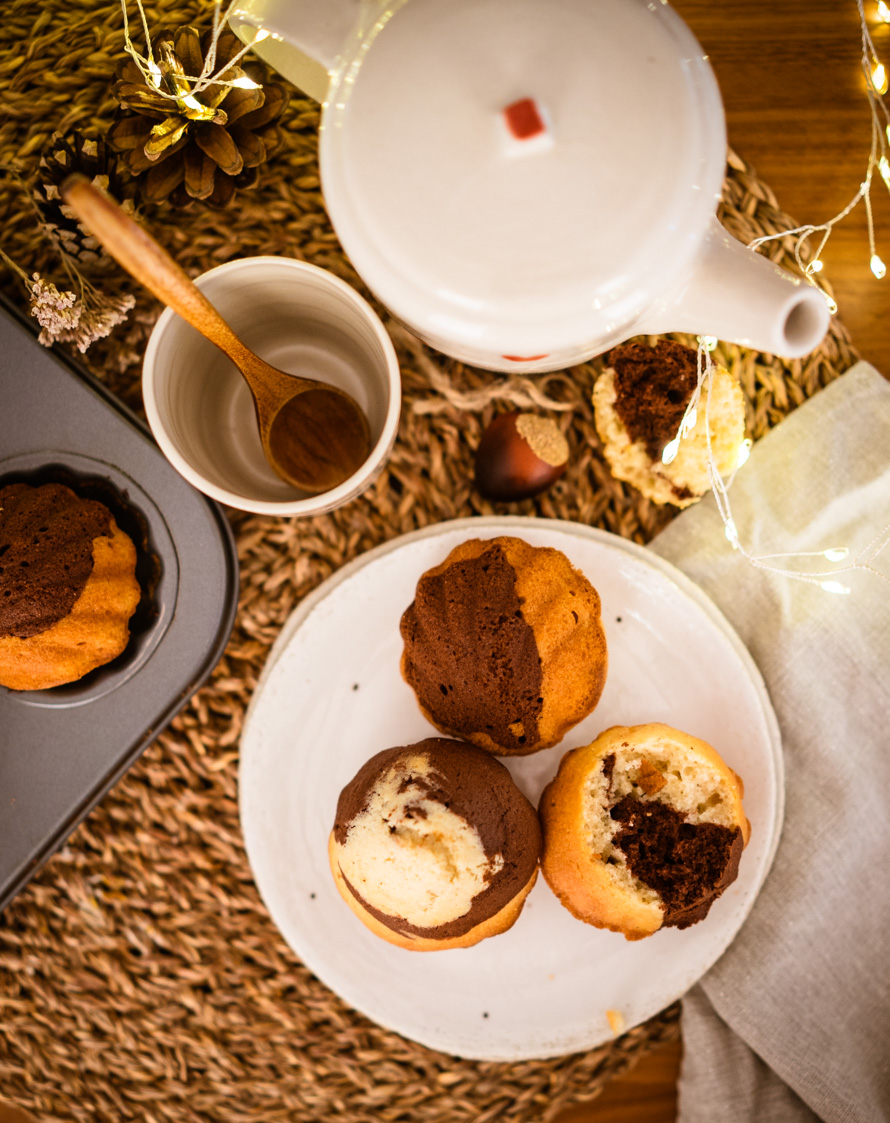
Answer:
[330,739,542,950]
[0,483,140,690]
[400,537,608,755]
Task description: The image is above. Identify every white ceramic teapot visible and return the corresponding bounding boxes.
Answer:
[230,0,830,373]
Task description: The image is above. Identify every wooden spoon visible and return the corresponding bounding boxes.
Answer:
[60,175,371,496]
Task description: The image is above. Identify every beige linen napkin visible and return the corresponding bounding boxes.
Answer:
[648,361,890,1123]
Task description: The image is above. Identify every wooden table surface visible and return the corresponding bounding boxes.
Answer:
[685,0,890,374]
[555,2,888,1120]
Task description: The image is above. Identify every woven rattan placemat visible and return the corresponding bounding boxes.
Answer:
[0,3,860,1121]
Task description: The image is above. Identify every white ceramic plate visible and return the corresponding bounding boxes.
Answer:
[240,517,783,1061]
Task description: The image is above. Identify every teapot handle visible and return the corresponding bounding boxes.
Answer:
[229,0,363,101]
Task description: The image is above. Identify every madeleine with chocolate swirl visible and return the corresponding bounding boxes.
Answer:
[329,738,542,951]
[592,340,747,509]
[540,723,750,940]
[0,482,140,691]
[399,536,608,756]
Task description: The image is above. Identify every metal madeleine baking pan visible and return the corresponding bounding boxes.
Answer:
[0,294,239,911]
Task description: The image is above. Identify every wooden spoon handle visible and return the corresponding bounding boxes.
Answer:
[60,174,252,366]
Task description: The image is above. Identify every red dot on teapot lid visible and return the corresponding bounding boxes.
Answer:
[503,98,547,140]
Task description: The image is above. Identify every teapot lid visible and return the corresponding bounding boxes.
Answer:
[320,0,726,359]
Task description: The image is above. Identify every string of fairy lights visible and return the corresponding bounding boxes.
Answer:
[748,0,890,303]
[120,0,271,113]
[664,339,890,594]
[661,1,890,595]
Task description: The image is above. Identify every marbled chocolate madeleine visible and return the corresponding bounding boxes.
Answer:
[0,483,112,638]
[400,543,543,753]
[331,739,542,943]
[400,537,607,755]
[539,723,749,940]
[0,482,141,691]
[592,343,747,510]
[608,340,698,460]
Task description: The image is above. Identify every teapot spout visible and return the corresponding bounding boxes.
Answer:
[635,216,830,358]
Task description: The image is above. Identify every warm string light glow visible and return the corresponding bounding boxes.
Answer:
[681,1,890,591]
[120,0,264,106]
[748,0,890,311]
[661,341,890,594]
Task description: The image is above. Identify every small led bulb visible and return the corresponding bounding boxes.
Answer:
[871,254,887,279]
[824,293,839,314]
[880,156,890,185]
[230,74,262,89]
[872,62,888,95]
[823,547,849,562]
[661,438,680,465]
[820,580,851,595]
[724,519,740,548]
[878,0,890,23]
[806,259,824,275]
[735,438,753,470]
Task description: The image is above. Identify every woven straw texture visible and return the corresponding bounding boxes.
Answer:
[0,2,859,1121]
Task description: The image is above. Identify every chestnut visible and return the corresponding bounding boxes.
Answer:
[474,411,569,501]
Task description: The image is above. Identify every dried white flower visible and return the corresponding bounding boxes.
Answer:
[63,291,136,353]
[24,271,135,352]
[28,275,82,342]
[2,232,134,353]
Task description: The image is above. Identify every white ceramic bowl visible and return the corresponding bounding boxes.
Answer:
[143,256,401,515]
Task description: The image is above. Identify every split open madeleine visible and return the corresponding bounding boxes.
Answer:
[540,723,750,940]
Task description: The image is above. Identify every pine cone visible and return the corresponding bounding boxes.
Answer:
[108,27,289,208]
[34,132,134,267]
